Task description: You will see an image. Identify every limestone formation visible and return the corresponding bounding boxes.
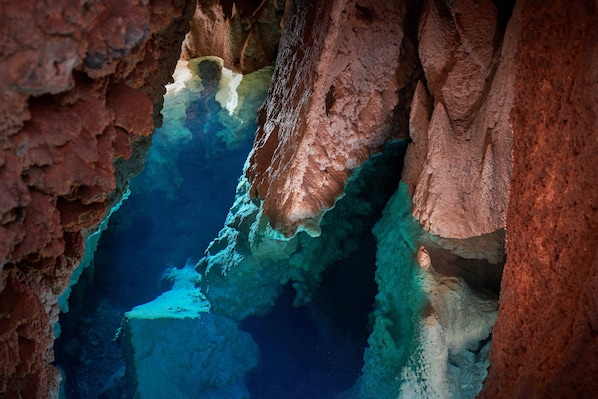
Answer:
[199,142,406,320]
[406,0,514,239]
[479,0,598,397]
[0,0,596,397]
[122,265,259,399]
[361,182,499,399]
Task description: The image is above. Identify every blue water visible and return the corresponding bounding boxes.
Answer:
[242,244,378,399]
[55,60,259,398]
[96,128,252,309]
[56,59,405,399]
[238,142,406,399]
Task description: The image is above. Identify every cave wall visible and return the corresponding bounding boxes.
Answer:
[241,0,597,396]
[480,0,598,397]
[0,0,195,396]
[245,0,513,241]
[181,0,285,74]
[405,0,514,239]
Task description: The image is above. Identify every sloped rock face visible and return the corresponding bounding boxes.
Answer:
[181,0,285,74]
[480,0,598,397]
[0,0,195,396]
[246,0,416,237]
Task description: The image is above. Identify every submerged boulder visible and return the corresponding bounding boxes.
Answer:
[122,273,259,399]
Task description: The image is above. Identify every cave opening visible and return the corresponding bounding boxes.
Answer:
[54,57,270,398]
[240,237,379,399]
[54,44,410,397]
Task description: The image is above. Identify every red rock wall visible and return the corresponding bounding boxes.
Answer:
[480,0,598,397]
[0,0,195,396]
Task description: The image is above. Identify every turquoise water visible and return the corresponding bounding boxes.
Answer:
[54,55,498,399]
[55,58,268,398]
[55,58,405,399]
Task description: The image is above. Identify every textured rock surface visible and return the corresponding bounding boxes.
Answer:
[0,0,195,396]
[246,0,416,237]
[0,0,596,397]
[199,142,406,319]
[181,0,285,74]
[404,0,514,239]
[205,0,596,397]
[480,0,598,397]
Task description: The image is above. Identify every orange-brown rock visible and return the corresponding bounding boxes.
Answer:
[0,0,195,396]
[246,0,416,237]
[480,0,598,397]
[180,0,285,73]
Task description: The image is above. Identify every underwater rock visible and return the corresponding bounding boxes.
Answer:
[198,142,406,320]
[401,246,497,398]
[107,56,273,398]
[361,182,500,399]
[123,286,258,399]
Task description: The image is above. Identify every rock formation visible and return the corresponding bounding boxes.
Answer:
[122,264,259,399]
[0,0,195,396]
[246,0,416,237]
[360,182,500,399]
[0,0,596,397]
[224,0,596,397]
[406,0,514,239]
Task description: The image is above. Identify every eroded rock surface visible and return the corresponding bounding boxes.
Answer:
[123,264,259,399]
[1,0,596,397]
[480,0,598,397]
[246,0,513,242]
[361,182,500,399]
[0,0,195,395]
[246,0,417,237]
[403,0,514,239]
[209,0,596,397]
